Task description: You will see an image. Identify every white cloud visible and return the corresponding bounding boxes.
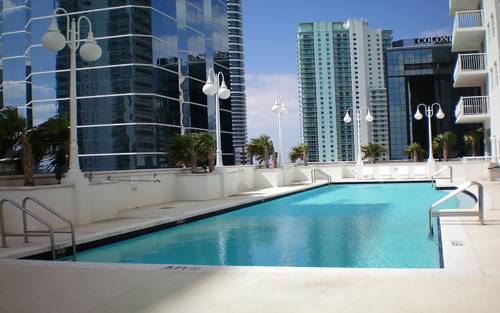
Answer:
[245,73,301,157]
[418,27,452,38]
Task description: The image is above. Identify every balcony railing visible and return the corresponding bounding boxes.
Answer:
[454,10,484,29]
[454,53,487,85]
[455,96,489,118]
[457,53,486,72]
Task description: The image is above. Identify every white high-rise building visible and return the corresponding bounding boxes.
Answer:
[450,0,500,158]
[297,19,392,162]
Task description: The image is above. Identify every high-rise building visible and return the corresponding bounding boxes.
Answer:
[297,20,392,163]
[227,0,248,164]
[386,37,481,160]
[0,0,235,171]
[450,0,500,158]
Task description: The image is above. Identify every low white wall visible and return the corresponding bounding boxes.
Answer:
[293,161,492,182]
[0,184,76,233]
[0,161,495,234]
[176,173,221,201]
[254,168,284,188]
[0,174,59,187]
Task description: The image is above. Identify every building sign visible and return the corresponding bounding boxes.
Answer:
[415,36,452,46]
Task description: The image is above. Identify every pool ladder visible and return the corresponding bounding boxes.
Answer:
[311,169,332,183]
[431,166,453,188]
[428,181,484,237]
[0,197,76,260]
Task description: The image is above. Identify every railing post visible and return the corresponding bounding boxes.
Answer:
[478,183,484,225]
[22,211,29,243]
[0,204,6,248]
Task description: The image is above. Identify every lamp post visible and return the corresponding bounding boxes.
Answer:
[343,107,374,166]
[414,103,445,164]
[272,95,288,166]
[41,8,102,180]
[202,68,231,168]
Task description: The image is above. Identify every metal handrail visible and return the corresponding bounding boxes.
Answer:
[22,197,76,260]
[0,198,56,260]
[431,166,453,188]
[311,169,332,183]
[428,181,484,236]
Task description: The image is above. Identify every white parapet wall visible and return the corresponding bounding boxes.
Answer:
[0,166,259,230]
[0,161,495,232]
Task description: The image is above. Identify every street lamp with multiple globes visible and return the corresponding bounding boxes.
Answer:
[414,103,445,163]
[41,8,102,180]
[343,107,374,165]
[272,96,288,166]
[202,69,231,168]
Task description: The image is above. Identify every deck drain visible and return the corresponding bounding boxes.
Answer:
[451,240,464,246]
[158,206,174,210]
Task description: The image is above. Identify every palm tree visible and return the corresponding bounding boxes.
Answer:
[289,143,309,165]
[0,107,34,185]
[167,132,215,173]
[361,143,386,163]
[404,143,425,162]
[193,132,215,173]
[30,115,69,183]
[247,135,274,168]
[464,131,482,156]
[434,131,457,161]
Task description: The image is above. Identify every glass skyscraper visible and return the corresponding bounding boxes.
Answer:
[0,0,235,171]
[387,37,481,160]
[227,0,247,164]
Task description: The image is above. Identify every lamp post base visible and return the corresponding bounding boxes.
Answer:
[426,159,436,176]
[62,168,85,184]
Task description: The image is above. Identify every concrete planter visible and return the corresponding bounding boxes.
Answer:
[175,173,222,201]
[254,168,284,188]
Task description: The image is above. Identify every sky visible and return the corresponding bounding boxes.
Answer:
[241,0,454,157]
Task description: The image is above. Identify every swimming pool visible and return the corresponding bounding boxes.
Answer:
[68,183,475,268]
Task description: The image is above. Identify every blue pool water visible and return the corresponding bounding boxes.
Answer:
[69,183,474,268]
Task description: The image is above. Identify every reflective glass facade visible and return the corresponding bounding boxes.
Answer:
[0,0,234,171]
[387,39,481,159]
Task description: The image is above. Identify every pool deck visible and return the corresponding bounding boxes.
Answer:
[1,180,500,312]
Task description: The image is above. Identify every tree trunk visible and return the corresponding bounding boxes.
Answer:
[263,146,270,168]
[20,133,35,186]
[272,153,277,168]
[443,143,449,161]
[412,150,418,162]
[207,147,214,172]
[303,152,308,166]
[472,143,477,157]
[190,153,198,173]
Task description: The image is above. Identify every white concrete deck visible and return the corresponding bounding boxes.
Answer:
[1,180,500,313]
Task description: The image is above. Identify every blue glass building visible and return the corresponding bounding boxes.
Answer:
[386,37,481,160]
[0,0,234,171]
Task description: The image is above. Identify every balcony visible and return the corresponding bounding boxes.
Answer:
[455,96,489,124]
[449,0,480,15]
[453,53,487,88]
[452,10,485,52]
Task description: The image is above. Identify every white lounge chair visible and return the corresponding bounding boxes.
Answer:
[362,166,374,179]
[414,165,427,178]
[379,166,392,179]
[396,166,410,178]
